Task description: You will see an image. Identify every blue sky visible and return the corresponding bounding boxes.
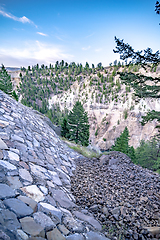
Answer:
[0,0,160,67]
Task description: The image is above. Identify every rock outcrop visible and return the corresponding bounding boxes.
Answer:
[48,72,160,151]
[0,90,109,240]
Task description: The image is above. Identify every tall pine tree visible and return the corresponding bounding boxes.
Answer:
[67,101,89,146]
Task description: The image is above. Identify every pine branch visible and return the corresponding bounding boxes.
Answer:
[118,72,160,98]
[113,37,160,67]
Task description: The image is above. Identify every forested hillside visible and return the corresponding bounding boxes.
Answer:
[18,62,158,119]
[17,61,159,147]
[1,61,160,173]
[19,61,124,118]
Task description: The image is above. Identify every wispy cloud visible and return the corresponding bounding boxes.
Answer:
[56,36,64,41]
[95,48,102,52]
[0,41,73,67]
[0,8,37,27]
[85,32,95,38]
[82,46,91,51]
[37,32,48,37]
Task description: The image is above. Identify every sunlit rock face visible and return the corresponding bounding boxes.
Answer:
[48,71,160,150]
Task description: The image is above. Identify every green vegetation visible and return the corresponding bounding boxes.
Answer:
[111,127,160,173]
[61,101,89,146]
[113,5,160,172]
[66,143,100,158]
[0,64,13,95]
[61,117,69,138]
[18,60,123,124]
[95,127,99,136]
[134,138,160,173]
[47,103,68,125]
[111,127,136,161]
[114,37,160,136]
[0,64,18,101]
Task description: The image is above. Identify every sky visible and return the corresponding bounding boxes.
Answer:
[0,0,160,68]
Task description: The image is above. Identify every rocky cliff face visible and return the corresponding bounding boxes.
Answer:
[0,90,159,240]
[48,68,160,150]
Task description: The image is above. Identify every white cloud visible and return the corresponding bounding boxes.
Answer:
[37,32,48,37]
[0,41,74,67]
[95,48,102,52]
[0,8,37,27]
[82,46,91,51]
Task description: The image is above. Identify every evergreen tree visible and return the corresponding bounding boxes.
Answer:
[0,64,13,95]
[113,3,160,138]
[135,138,160,172]
[114,34,160,135]
[61,117,69,138]
[111,127,129,154]
[111,127,136,161]
[67,101,89,146]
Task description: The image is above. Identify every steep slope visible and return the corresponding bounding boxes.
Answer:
[0,90,108,240]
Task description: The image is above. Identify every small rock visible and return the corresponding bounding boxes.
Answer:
[17,229,28,240]
[58,224,70,235]
[0,209,20,231]
[144,226,160,235]
[8,151,19,161]
[85,231,110,240]
[38,202,62,223]
[0,183,15,199]
[7,176,23,189]
[47,228,65,240]
[18,195,38,212]
[19,168,33,182]
[66,233,84,240]
[33,212,56,231]
[20,217,44,236]
[63,215,84,232]
[140,196,148,203]
[3,198,33,218]
[0,120,9,128]
[0,137,8,150]
[0,160,17,170]
[11,134,24,143]
[21,185,45,202]
[89,204,99,212]
[48,170,62,186]
[102,206,109,217]
[73,211,102,231]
